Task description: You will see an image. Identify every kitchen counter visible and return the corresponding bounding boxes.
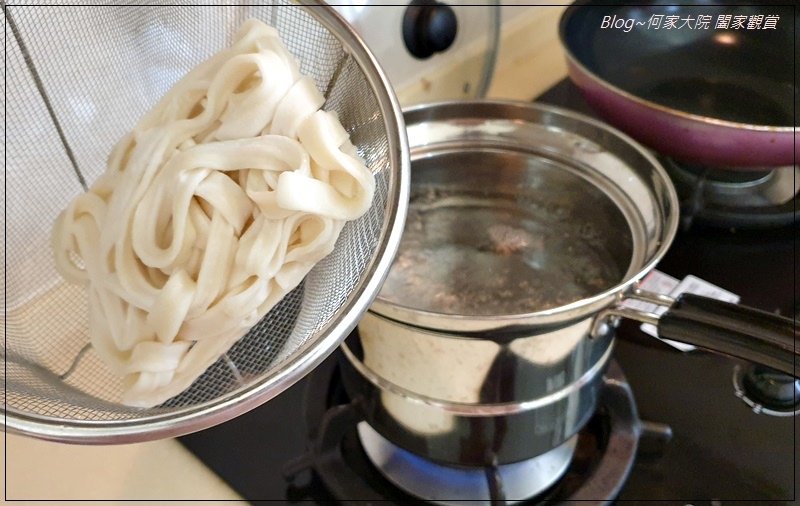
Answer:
[1,434,241,502]
[2,5,567,503]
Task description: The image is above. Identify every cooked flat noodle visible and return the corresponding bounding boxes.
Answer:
[51,19,375,407]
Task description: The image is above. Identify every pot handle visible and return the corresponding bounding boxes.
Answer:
[593,289,798,376]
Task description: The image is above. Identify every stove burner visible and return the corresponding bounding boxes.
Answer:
[357,422,576,505]
[677,164,783,185]
[733,364,800,417]
[661,158,798,229]
[284,357,645,504]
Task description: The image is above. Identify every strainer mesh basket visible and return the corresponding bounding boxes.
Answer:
[3,1,405,441]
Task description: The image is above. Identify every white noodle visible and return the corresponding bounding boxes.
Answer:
[51,19,375,407]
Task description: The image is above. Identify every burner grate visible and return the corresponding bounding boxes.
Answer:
[284,357,648,505]
[661,158,798,230]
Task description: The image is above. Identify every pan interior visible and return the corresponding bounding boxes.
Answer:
[562,3,796,127]
[379,149,634,317]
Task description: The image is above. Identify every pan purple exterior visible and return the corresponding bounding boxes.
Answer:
[565,57,795,169]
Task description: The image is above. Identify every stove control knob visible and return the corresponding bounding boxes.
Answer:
[733,364,799,417]
[403,0,458,59]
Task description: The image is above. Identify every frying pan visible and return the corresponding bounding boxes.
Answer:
[560,1,796,169]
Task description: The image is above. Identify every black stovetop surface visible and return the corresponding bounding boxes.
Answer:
[179,81,798,504]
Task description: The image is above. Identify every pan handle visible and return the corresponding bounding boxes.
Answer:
[593,289,798,377]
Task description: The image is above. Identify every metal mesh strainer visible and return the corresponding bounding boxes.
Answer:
[2,1,408,443]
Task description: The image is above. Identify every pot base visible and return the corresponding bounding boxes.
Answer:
[357,421,577,505]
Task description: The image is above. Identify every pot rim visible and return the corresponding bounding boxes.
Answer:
[370,99,680,333]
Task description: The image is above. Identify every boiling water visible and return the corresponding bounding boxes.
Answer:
[380,175,632,316]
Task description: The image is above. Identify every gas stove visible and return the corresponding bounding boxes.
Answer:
[178,80,797,503]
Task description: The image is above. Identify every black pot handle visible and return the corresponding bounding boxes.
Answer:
[659,294,797,376]
[593,290,798,377]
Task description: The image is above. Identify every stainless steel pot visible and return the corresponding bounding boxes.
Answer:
[340,100,797,468]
